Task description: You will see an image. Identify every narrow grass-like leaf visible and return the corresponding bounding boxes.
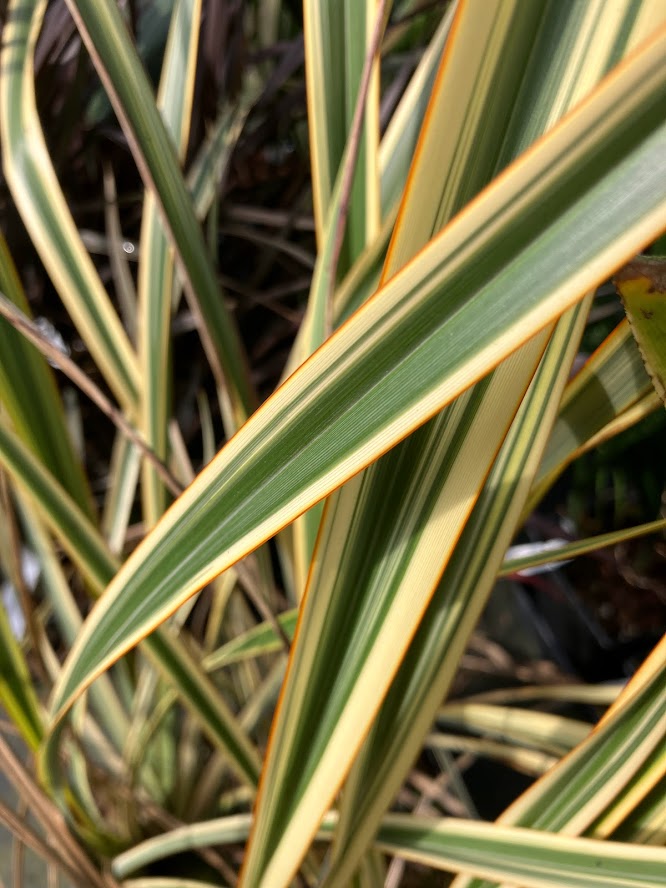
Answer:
[323,7,666,882]
[0,595,43,749]
[186,86,259,223]
[249,7,559,866]
[101,432,141,556]
[0,415,116,594]
[304,0,381,265]
[353,850,385,888]
[284,4,452,374]
[255,5,651,884]
[48,29,666,733]
[0,418,261,795]
[426,734,558,777]
[139,628,262,788]
[204,611,298,671]
[287,0,387,587]
[0,234,93,516]
[320,302,589,888]
[291,0,386,367]
[576,390,662,452]
[610,768,666,845]
[451,635,666,888]
[1,0,140,411]
[501,515,666,576]
[339,0,382,270]
[102,163,137,342]
[463,684,621,707]
[113,813,260,878]
[112,810,666,888]
[374,816,666,888]
[17,500,129,752]
[65,0,256,427]
[587,733,666,838]
[123,881,222,888]
[139,0,201,527]
[378,2,455,218]
[382,0,547,276]
[436,703,590,757]
[329,205,396,326]
[243,334,552,887]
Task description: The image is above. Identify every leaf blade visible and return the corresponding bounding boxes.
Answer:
[48,27,666,728]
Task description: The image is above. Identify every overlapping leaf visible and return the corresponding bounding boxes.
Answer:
[451,634,666,888]
[0,235,93,515]
[246,5,666,885]
[65,0,256,426]
[0,419,261,805]
[139,0,202,526]
[111,810,666,888]
[1,0,139,411]
[528,318,658,512]
[47,23,666,743]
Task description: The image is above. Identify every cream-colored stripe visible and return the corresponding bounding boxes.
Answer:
[254,339,548,888]
[51,29,666,720]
